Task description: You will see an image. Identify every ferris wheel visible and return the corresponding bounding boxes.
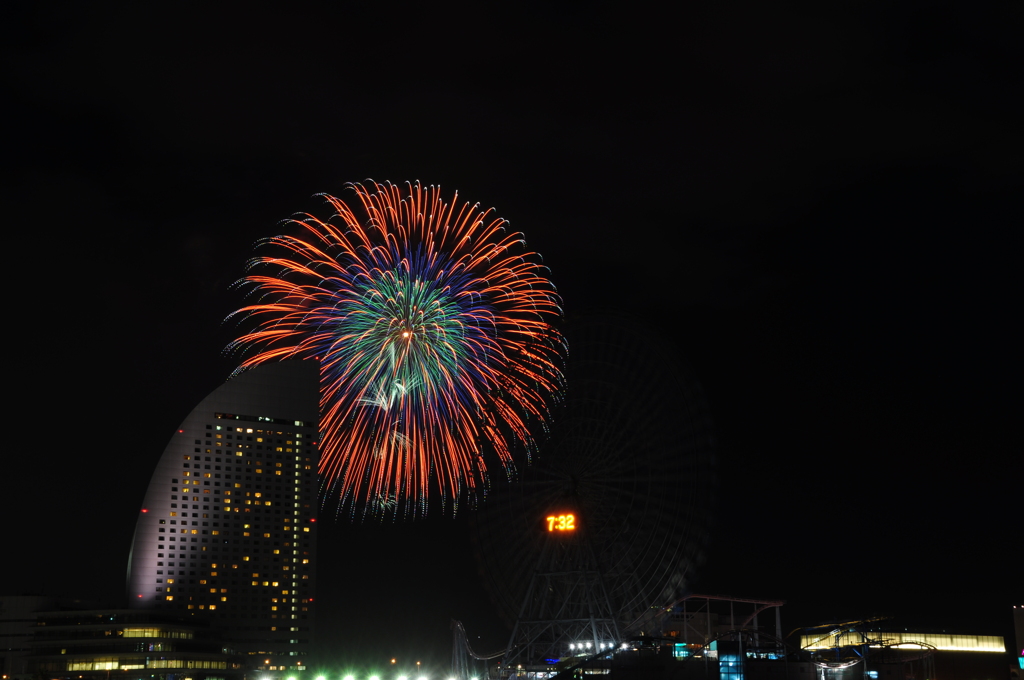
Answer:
[471,313,717,665]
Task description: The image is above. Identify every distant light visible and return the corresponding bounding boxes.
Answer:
[343,675,355,680]
[141,509,148,513]
[369,676,380,680]
[315,676,325,680]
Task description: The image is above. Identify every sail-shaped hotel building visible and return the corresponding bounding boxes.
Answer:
[127,361,320,674]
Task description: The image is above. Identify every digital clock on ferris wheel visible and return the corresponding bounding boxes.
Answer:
[546,513,576,532]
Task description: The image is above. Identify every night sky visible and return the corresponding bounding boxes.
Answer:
[2,0,1020,673]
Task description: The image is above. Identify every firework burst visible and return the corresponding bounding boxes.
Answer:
[227,181,565,519]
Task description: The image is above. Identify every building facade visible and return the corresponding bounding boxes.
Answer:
[1,596,57,678]
[126,361,320,676]
[27,609,242,680]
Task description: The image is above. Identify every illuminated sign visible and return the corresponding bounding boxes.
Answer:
[546,514,576,532]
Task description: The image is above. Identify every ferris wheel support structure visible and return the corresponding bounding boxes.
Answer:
[502,520,622,668]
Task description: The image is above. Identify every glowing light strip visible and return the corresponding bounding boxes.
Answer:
[802,633,1005,653]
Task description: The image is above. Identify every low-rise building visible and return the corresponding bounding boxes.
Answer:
[27,609,242,680]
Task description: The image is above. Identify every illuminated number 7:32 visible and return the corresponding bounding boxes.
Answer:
[546,514,576,531]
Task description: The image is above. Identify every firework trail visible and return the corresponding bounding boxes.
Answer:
[227,181,565,519]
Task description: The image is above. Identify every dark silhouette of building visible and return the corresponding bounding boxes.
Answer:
[1,596,57,678]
